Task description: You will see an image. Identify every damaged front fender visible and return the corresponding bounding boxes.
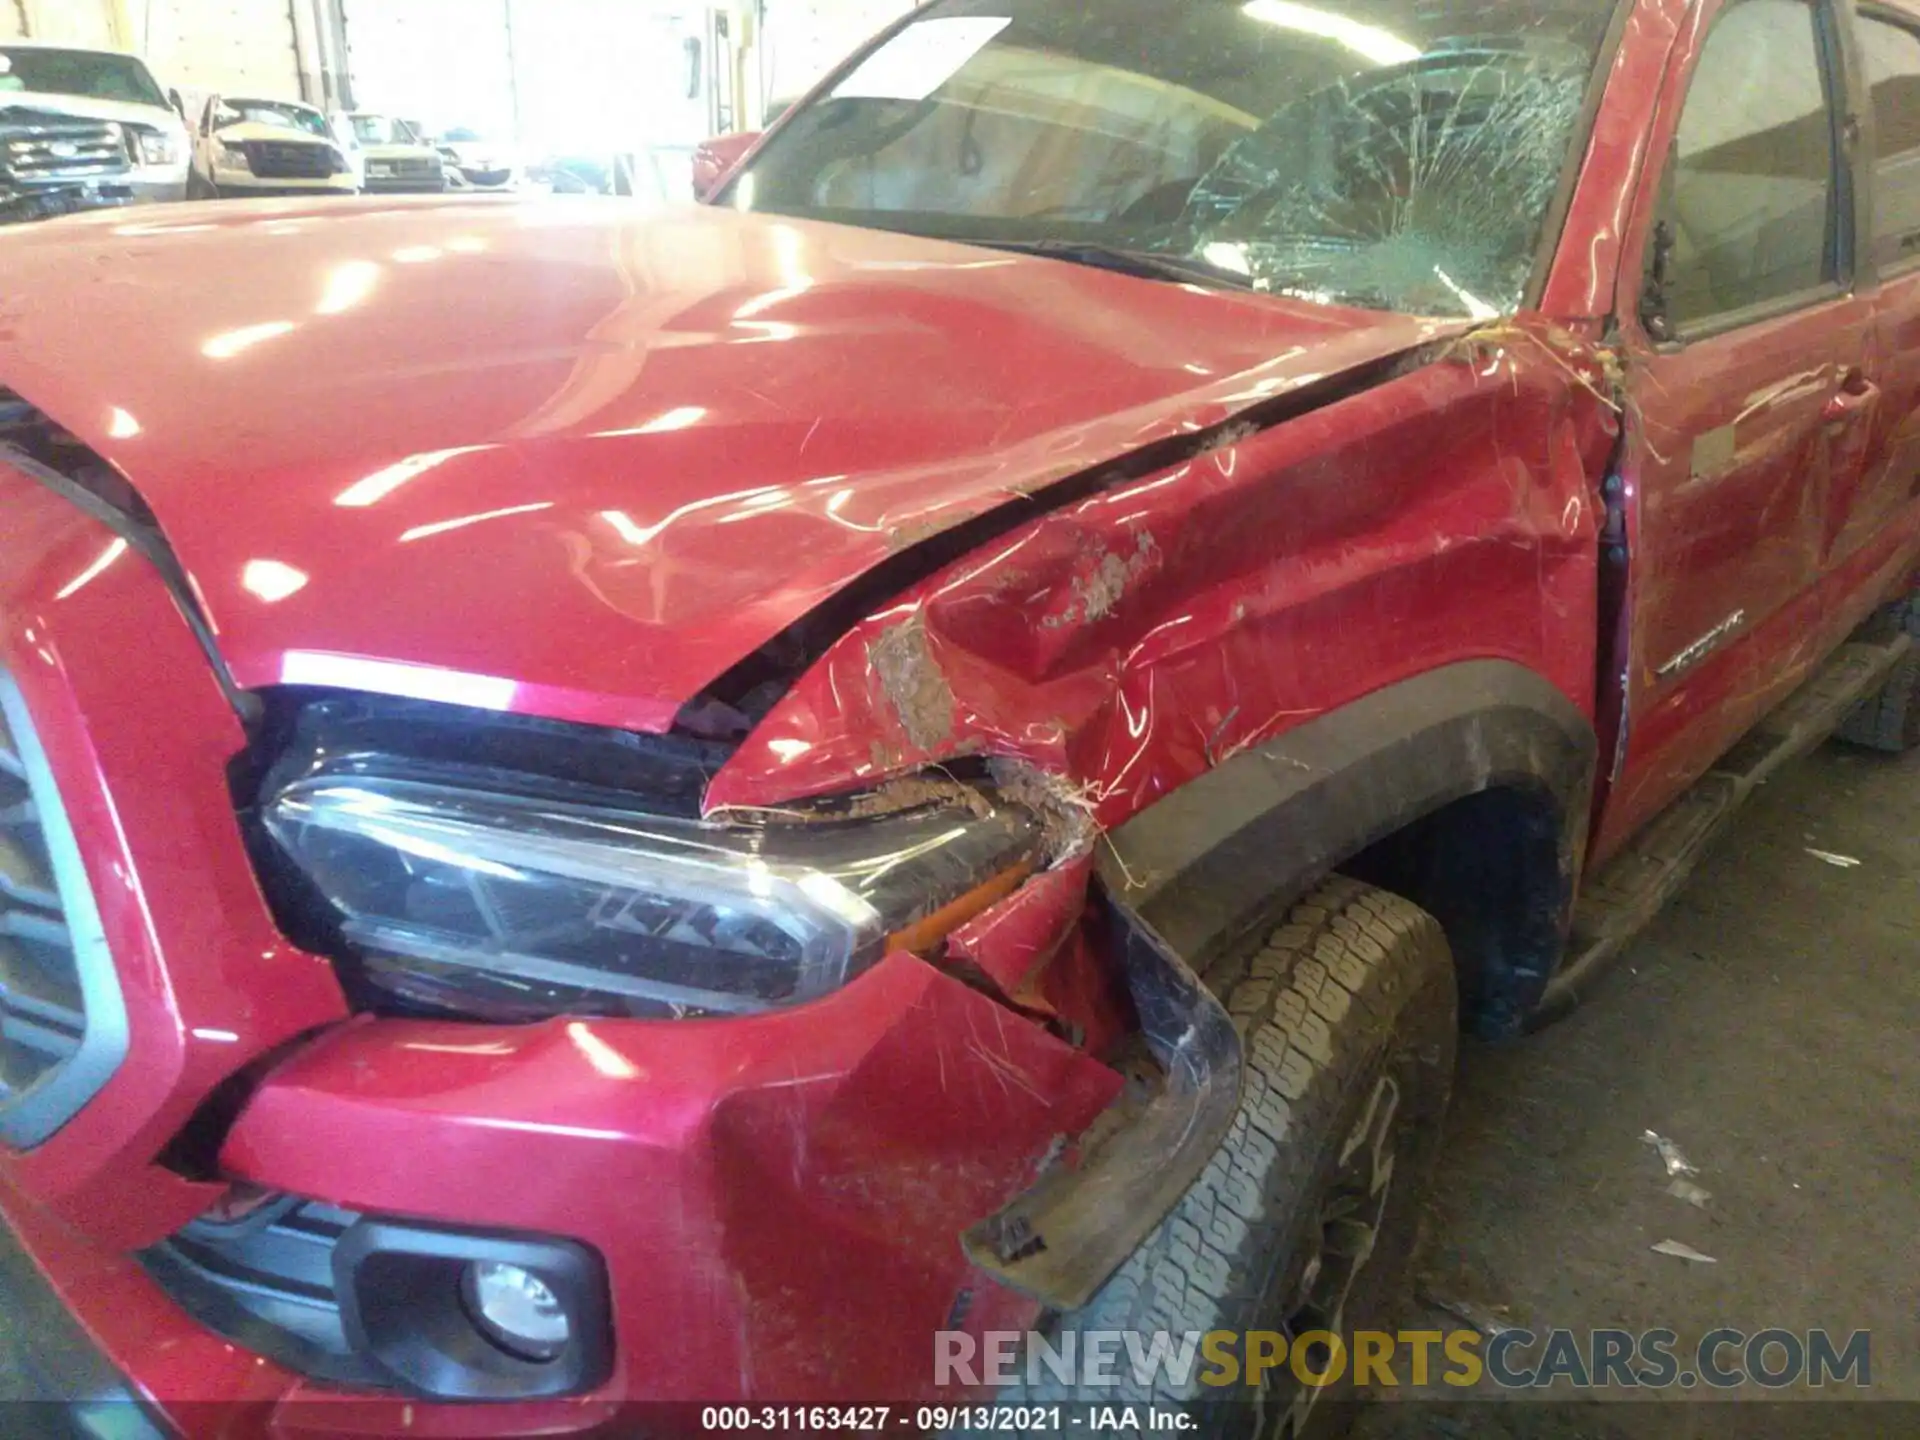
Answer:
[704,318,1615,829]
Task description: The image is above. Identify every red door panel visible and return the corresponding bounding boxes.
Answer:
[1595,0,1874,857]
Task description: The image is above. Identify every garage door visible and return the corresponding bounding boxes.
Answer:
[139,0,300,101]
[761,0,910,108]
[343,0,515,138]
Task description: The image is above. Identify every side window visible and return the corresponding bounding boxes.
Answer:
[1649,0,1840,329]
[1859,13,1920,270]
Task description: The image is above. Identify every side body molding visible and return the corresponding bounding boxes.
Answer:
[1099,660,1597,1023]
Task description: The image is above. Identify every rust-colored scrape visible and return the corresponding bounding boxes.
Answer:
[990,758,1097,862]
[1199,419,1261,454]
[1044,530,1160,630]
[883,514,953,554]
[868,613,956,751]
[840,774,995,820]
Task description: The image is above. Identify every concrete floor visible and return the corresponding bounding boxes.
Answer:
[1357,739,1920,1437]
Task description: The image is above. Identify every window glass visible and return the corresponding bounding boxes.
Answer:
[729,0,1619,319]
[1860,14,1920,269]
[1656,0,1837,325]
[0,47,167,107]
[213,99,333,139]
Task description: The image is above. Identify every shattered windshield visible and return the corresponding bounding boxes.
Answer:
[725,0,1617,317]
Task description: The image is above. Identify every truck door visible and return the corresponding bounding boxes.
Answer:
[1598,0,1874,857]
[1829,8,1920,581]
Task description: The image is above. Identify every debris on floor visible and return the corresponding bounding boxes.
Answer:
[1640,1129,1698,1176]
[1650,1239,1717,1264]
[1665,1178,1712,1208]
[1416,1287,1521,1337]
[1804,847,1862,868]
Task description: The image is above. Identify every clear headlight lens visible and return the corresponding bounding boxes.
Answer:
[264,767,1038,1021]
[135,128,179,165]
[217,142,252,171]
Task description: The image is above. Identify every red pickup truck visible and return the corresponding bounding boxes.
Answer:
[2,0,1917,1433]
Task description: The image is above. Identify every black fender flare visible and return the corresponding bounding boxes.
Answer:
[960,661,1593,1311]
[1095,659,1596,1000]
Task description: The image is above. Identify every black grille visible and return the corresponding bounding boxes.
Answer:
[464,167,511,187]
[2,117,129,180]
[0,714,84,1111]
[0,675,125,1150]
[140,1193,381,1385]
[243,140,341,179]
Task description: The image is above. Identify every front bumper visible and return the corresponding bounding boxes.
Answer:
[362,175,447,193]
[0,453,1123,1425]
[3,970,1120,1427]
[0,1206,168,1438]
[0,171,183,222]
[212,172,356,196]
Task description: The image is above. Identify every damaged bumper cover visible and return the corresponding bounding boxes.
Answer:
[962,882,1241,1312]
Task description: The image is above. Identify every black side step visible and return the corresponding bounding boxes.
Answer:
[1535,633,1911,1025]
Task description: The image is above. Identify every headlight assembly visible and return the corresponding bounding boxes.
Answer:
[263,761,1039,1021]
[134,128,179,166]
[217,142,252,171]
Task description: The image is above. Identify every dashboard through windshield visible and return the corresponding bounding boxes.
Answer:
[724,0,1618,317]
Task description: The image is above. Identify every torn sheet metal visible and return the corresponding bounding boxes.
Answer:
[705,317,1617,824]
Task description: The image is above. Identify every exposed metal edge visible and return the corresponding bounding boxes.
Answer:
[0,438,261,729]
[675,347,1433,731]
[0,672,130,1150]
[960,890,1241,1312]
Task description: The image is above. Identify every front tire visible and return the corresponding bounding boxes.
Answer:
[1837,598,1920,754]
[966,878,1457,1439]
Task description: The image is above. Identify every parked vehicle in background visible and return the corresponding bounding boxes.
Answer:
[435,126,520,191]
[0,41,188,217]
[2,0,1920,1432]
[691,128,758,200]
[188,95,355,198]
[346,112,446,194]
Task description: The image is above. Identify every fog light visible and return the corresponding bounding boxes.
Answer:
[462,1261,571,1361]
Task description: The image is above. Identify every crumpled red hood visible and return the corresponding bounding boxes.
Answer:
[0,198,1462,731]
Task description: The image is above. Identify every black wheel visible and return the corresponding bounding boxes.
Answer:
[961,877,1456,1439]
[1837,598,1920,754]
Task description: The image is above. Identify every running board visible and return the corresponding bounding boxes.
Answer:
[1534,633,1911,1025]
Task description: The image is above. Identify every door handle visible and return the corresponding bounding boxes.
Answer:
[1824,371,1880,425]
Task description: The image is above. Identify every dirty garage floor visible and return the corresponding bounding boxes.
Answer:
[1354,738,1919,1439]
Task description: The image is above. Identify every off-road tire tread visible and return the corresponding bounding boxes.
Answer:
[967,878,1452,1428]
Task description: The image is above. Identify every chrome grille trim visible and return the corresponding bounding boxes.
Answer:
[0,671,127,1149]
[3,120,128,178]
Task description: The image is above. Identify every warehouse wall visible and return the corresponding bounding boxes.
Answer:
[3,0,118,47]
[3,0,916,134]
[3,0,321,106]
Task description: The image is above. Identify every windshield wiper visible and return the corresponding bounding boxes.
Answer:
[964,238,1252,291]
